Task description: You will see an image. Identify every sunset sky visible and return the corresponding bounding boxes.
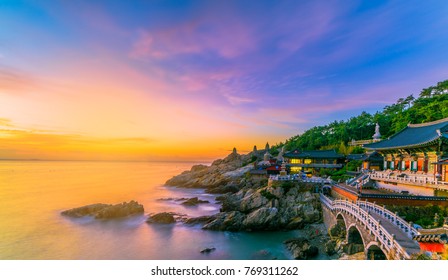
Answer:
[1,0,448,161]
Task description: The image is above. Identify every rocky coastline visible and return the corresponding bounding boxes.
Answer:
[61,150,347,259]
[162,150,339,259]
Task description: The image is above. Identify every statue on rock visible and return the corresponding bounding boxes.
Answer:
[372,123,381,141]
[232,147,237,155]
[265,142,270,152]
[277,146,285,162]
[253,145,257,153]
[263,151,271,162]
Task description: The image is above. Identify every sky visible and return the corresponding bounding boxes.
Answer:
[1,0,448,161]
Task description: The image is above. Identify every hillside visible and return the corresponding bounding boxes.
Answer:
[279,80,448,154]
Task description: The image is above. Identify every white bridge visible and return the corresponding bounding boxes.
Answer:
[320,194,421,259]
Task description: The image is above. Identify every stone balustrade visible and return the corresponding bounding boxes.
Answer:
[320,194,419,259]
[370,171,448,190]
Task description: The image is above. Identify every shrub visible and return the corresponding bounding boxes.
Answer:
[260,189,278,200]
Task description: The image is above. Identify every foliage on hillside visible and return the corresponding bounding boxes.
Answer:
[386,204,448,228]
[278,80,448,154]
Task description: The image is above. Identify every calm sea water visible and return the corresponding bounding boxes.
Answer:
[0,161,306,260]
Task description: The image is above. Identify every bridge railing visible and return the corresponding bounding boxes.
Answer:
[320,194,415,260]
[357,200,419,240]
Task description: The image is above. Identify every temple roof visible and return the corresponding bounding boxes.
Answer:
[414,233,448,244]
[433,158,448,165]
[347,152,383,161]
[364,117,448,151]
[284,149,344,159]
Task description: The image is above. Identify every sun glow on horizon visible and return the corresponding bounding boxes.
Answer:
[1,0,448,161]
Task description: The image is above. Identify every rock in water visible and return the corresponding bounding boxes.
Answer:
[181,197,209,206]
[284,238,319,260]
[61,203,111,218]
[61,201,144,219]
[200,247,216,254]
[146,212,176,224]
[184,215,215,225]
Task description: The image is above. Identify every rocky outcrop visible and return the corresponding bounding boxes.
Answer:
[146,212,176,224]
[201,182,321,231]
[284,238,319,260]
[202,211,246,231]
[61,201,144,219]
[165,151,266,193]
[181,197,209,206]
[242,207,279,230]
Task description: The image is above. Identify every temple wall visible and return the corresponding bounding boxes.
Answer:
[331,187,358,202]
[382,151,438,173]
[375,181,435,196]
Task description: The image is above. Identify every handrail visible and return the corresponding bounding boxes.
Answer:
[357,200,419,238]
[370,172,448,190]
[320,194,418,260]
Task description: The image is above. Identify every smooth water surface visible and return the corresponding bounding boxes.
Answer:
[0,161,303,260]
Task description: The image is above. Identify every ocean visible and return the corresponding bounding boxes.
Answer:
[0,161,311,260]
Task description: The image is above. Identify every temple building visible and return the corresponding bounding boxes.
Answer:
[347,152,384,171]
[364,118,448,175]
[433,158,448,182]
[284,149,345,175]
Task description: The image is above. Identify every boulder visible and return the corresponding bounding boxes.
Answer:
[146,212,176,224]
[200,247,216,254]
[184,215,215,225]
[202,211,246,231]
[284,238,319,260]
[239,190,268,212]
[61,201,144,219]
[181,197,210,206]
[61,203,110,218]
[242,207,279,230]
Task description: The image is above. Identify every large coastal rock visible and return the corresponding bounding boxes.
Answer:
[61,201,144,219]
[201,182,321,231]
[165,151,266,192]
[202,211,246,231]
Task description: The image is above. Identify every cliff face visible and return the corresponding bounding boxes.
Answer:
[165,151,265,193]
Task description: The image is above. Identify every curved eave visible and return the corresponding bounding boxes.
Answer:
[365,137,440,151]
[284,155,344,159]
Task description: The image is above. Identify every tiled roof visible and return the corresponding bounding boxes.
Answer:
[284,149,344,159]
[347,152,383,161]
[364,117,448,150]
[347,154,366,161]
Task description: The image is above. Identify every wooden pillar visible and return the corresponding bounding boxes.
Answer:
[424,156,428,173]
